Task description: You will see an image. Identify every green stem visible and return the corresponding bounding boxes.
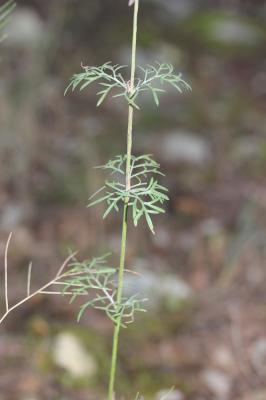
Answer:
[108,1,139,399]
[108,204,128,400]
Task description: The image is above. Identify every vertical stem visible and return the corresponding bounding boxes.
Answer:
[126,0,139,191]
[108,1,139,399]
[108,205,128,400]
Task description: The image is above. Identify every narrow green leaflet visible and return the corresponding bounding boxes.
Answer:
[65,62,128,102]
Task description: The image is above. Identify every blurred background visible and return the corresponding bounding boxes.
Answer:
[0,0,266,399]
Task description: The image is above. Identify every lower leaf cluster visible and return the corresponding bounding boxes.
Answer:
[60,254,146,326]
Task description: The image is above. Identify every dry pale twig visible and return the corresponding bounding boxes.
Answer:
[0,234,79,325]
[4,232,12,312]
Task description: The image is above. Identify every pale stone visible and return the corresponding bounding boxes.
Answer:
[6,8,45,47]
[213,19,262,46]
[155,388,184,400]
[123,259,192,308]
[202,369,232,399]
[211,346,235,371]
[52,332,97,378]
[250,337,266,374]
[139,131,211,166]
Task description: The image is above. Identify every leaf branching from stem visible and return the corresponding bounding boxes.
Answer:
[60,254,147,326]
[88,154,169,234]
[65,62,191,109]
[1,236,145,327]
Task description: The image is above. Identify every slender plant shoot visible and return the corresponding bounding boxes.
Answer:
[65,1,190,398]
[1,1,190,399]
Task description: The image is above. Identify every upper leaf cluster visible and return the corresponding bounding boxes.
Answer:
[66,62,191,109]
[89,154,169,234]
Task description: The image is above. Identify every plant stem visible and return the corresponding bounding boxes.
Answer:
[108,1,139,399]
[108,205,128,400]
[126,0,139,191]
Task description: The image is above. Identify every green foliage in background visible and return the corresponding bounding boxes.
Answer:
[0,0,15,42]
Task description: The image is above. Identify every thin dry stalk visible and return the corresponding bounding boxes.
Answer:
[0,235,79,325]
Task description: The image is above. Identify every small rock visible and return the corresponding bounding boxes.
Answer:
[6,8,45,47]
[211,346,235,371]
[152,226,171,250]
[52,332,97,378]
[155,388,184,400]
[250,337,266,374]
[187,12,265,49]
[140,132,211,166]
[0,203,30,229]
[123,260,192,308]
[212,18,263,46]
[159,132,210,165]
[202,369,232,399]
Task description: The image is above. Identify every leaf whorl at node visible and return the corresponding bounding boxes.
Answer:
[88,154,169,234]
[65,62,191,109]
[60,254,147,325]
